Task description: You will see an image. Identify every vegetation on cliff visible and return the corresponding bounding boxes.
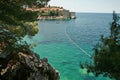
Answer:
[0,0,60,80]
[0,0,39,46]
[82,11,120,80]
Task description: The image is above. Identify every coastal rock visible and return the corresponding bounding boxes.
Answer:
[0,50,60,80]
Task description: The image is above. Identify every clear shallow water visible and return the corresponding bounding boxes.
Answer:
[25,13,113,80]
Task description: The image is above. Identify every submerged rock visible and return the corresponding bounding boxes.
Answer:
[0,50,60,80]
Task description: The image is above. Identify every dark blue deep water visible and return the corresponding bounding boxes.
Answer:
[25,13,114,80]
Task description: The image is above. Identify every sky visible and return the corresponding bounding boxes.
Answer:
[49,0,120,13]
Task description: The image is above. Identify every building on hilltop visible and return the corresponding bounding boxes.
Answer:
[59,10,70,19]
[26,6,76,20]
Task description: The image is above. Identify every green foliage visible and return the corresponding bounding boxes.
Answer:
[25,22,39,36]
[0,0,39,36]
[83,11,120,80]
[36,0,50,8]
[49,10,59,16]
[0,0,44,53]
[41,12,49,16]
[40,10,59,16]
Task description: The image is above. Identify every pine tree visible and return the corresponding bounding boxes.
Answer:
[0,0,45,52]
[84,11,120,80]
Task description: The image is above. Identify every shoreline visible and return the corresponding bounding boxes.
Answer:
[38,16,76,20]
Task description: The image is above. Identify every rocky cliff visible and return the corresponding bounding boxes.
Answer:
[0,49,60,80]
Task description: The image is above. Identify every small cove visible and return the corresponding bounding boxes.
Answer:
[25,13,112,80]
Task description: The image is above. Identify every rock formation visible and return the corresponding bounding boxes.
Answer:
[0,49,60,80]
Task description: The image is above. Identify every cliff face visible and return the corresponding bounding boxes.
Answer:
[0,50,60,80]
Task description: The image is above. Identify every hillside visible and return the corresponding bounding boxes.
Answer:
[26,6,76,20]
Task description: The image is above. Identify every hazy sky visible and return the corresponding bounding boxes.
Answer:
[49,0,120,13]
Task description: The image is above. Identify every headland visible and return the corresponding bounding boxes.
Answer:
[26,6,76,20]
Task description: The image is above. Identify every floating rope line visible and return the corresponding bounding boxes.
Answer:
[65,26,92,58]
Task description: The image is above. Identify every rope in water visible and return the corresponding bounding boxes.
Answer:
[65,26,92,58]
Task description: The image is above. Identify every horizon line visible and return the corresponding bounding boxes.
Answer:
[73,11,120,14]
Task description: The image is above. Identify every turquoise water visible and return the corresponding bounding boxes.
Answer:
[25,13,113,80]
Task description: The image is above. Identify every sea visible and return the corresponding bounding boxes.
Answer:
[24,13,114,80]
